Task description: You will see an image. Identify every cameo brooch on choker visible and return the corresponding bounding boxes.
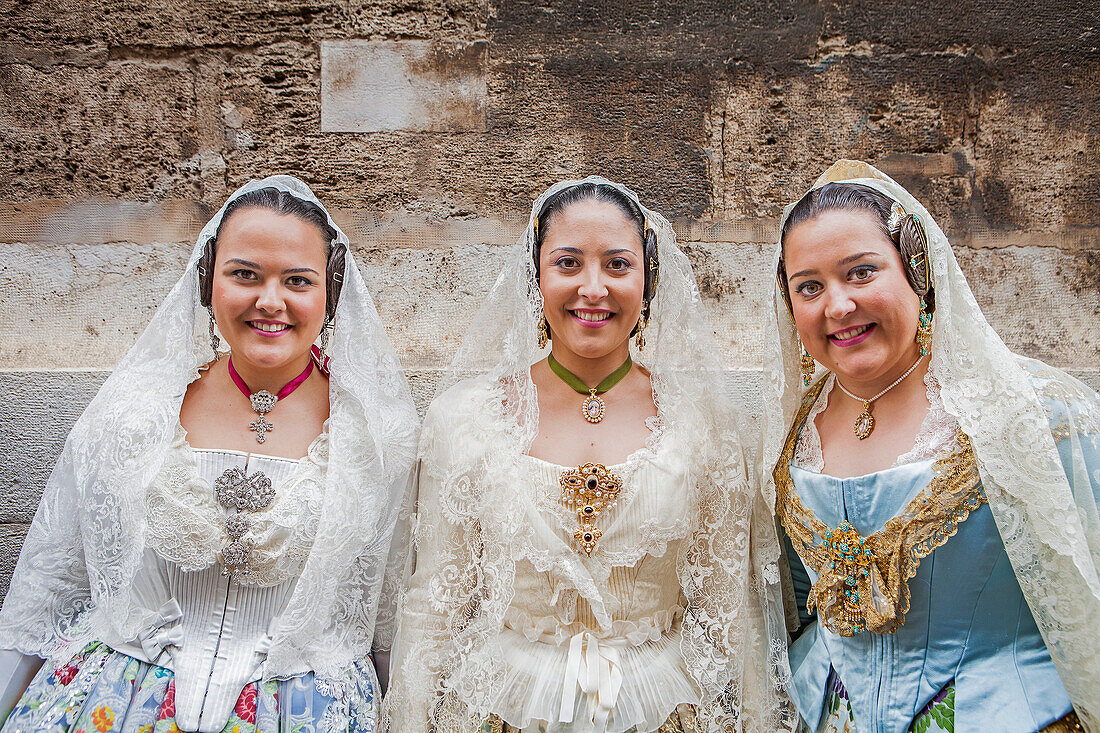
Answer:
[560,462,623,556]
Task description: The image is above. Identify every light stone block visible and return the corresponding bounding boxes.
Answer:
[3,215,1097,371]
[320,40,488,133]
[0,371,107,522]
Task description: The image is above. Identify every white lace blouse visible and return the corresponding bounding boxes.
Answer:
[397,407,703,732]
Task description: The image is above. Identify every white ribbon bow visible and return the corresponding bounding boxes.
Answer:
[139,599,184,660]
[559,631,624,730]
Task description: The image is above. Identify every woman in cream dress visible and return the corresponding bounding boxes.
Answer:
[385,177,792,733]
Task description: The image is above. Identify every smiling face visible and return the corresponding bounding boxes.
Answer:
[538,198,646,365]
[783,209,921,391]
[211,206,328,377]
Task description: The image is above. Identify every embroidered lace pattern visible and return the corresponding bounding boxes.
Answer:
[384,177,793,733]
[144,425,326,587]
[775,378,986,637]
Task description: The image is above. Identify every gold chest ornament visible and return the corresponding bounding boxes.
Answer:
[560,463,623,556]
[775,377,985,636]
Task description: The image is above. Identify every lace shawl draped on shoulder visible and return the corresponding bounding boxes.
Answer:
[760,160,1100,729]
[0,176,419,686]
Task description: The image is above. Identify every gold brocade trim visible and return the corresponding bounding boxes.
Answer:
[774,377,985,636]
[1041,710,1084,732]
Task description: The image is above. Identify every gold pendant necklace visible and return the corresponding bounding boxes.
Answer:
[834,352,926,440]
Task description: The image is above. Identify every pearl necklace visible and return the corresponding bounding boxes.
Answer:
[834,352,926,440]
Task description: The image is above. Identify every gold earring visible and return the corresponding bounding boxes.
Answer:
[800,344,815,386]
[635,316,647,350]
[916,297,933,357]
[537,318,549,349]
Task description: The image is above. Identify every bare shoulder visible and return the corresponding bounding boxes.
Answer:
[180,359,223,413]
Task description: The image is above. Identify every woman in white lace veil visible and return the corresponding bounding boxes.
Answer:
[761,160,1099,731]
[0,175,418,732]
[385,176,792,732]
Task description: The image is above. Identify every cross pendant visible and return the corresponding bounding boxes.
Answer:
[249,414,274,443]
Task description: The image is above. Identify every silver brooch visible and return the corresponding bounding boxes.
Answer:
[214,466,275,578]
[248,390,278,443]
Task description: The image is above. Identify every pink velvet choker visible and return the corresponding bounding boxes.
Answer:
[227,356,314,443]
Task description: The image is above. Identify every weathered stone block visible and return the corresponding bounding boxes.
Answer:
[0,371,107,522]
[0,524,31,600]
[954,246,1100,367]
[3,208,1096,371]
[321,40,488,133]
[2,1,486,55]
[0,60,199,200]
[0,238,190,369]
[706,59,975,222]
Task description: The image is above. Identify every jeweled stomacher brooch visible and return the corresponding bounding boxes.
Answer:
[214,466,275,578]
[560,463,623,556]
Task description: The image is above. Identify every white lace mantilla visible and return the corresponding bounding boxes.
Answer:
[0,176,419,690]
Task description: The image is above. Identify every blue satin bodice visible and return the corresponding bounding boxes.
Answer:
[785,460,1073,733]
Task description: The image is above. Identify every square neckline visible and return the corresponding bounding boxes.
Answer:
[177,417,331,466]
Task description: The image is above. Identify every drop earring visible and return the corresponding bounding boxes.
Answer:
[916,297,933,357]
[208,306,221,354]
[800,343,816,387]
[320,319,333,363]
[537,318,549,349]
[634,314,647,351]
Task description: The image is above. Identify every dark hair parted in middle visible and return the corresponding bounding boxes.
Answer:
[534,182,659,326]
[197,187,347,321]
[778,182,933,313]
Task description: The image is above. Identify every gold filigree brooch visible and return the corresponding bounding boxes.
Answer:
[560,462,623,556]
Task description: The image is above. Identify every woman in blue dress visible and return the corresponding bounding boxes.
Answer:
[0,176,418,732]
[761,160,1098,732]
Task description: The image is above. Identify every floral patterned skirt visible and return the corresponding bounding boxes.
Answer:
[814,674,952,733]
[3,641,379,733]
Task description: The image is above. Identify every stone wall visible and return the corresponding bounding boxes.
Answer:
[1,1,1098,597]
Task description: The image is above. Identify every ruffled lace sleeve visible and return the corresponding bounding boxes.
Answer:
[384,382,494,732]
[679,429,794,731]
[371,465,418,657]
[1023,357,1100,521]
